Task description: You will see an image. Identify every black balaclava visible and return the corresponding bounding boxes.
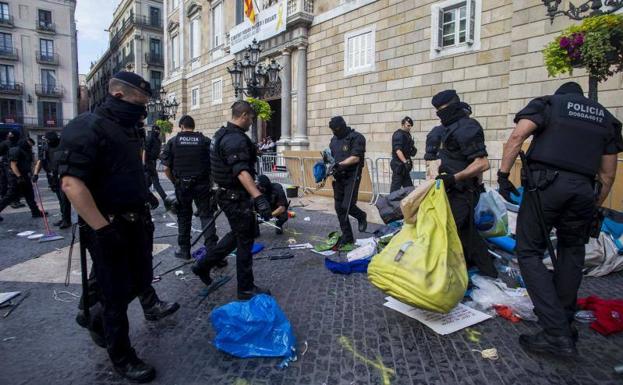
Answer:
[329,116,349,139]
[45,132,60,148]
[9,130,20,145]
[101,94,147,127]
[436,102,468,127]
[555,81,584,95]
[257,175,272,194]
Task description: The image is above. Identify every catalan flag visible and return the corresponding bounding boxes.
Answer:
[244,0,256,24]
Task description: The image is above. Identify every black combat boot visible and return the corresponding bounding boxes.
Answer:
[174,247,191,260]
[59,221,72,229]
[237,285,271,300]
[519,330,577,357]
[143,300,180,321]
[113,354,156,383]
[191,262,213,287]
[357,212,367,232]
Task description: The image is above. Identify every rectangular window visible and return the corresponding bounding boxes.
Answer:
[150,38,161,55]
[212,3,223,48]
[190,18,201,59]
[235,0,244,25]
[211,78,222,105]
[41,101,57,127]
[171,34,179,69]
[0,3,9,21]
[149,7,160,27]
[150,71,162,93]
[0,32,11,51]
[0,98,23,123]
[0,64,14,85]
[40,38,54,57]
[191,86,200,109]
[38,9,52,27]
[431,0,479,58]
[344,26,375,76]
[41,69,56,89]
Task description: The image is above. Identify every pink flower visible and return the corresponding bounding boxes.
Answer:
[560,37,571,48]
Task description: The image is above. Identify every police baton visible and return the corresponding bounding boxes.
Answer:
[519,151,557,263]
[190,208,223,248]
[343,162,362,226]
[78,223,90,321]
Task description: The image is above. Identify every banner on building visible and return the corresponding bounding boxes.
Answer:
[229,0,287,54]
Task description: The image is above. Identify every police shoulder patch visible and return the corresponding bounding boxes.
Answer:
[342,145,348,152]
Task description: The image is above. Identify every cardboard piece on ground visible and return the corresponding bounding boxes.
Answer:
[0,292,20,306]
[384,297,492,335]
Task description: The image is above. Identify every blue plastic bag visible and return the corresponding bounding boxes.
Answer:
[313,161,327,183]
[211,295,297,362]
[474,189,508,238]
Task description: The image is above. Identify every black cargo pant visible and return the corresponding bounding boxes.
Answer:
[332,170,366,243]
[0,174,39,215]
[0,161,7,197]
[175,177,217,251]
[48,173,71,223]
[197,192,255,291]
[390,160,413,192]
[82,211,154,364]
[516,169,594,338]
[145,161,167,202]
[447,185,497,278]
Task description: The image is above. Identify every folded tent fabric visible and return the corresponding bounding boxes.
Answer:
[324,257,371,274]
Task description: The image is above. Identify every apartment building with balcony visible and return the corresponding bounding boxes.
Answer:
[163,0,623,159]
[86,0,164,113]
[0,0,78,136]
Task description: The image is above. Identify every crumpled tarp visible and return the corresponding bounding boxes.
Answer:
[324,257,370,274]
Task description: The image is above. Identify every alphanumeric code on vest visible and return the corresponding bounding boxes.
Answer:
[563,101,606,125]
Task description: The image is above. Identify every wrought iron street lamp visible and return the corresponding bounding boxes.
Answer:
[227,39,282,99]
[146,87,179,120]
[541,0,623,21]
[539,0,623,101]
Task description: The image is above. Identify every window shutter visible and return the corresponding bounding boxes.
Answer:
[57,102,63,127]
[37,101,44,127]
[467,0,476,45]
[16,99,23,121]
[436,7,444,51]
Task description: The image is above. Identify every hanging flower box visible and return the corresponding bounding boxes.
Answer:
[543,14,623,82]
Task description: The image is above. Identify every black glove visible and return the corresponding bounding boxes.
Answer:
[404,159,413,172]
[497,170,519,203]
[31,174,39,183]
[436,173,456,189]
[254,194,272,221]
[94,224,125,259]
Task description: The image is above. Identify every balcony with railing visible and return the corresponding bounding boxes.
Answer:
[287,0,314,26]
[0,15,14,28]
[110,16,135,49]
[145,52,163,66]
[0,82,23,95]
[0,47,17,60]
[1,115,23,124]
[36,20,56,33]
[35,84,63,98]
[36,51,59,65]
[135,15,162,30]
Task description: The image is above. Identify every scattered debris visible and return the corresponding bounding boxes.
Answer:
[465,328,481,343]
[27,233,44,240]
[0,292,20,306]
[2,337,16,342]
[53,290,80,302]
[303,217,310,221]
[196,275,233,308]
[287,238,297,244]
[300,341,308,356]
[3,291,31,318]
[174,270,185,276]
[16,231,35,237]
[472,348,499,361]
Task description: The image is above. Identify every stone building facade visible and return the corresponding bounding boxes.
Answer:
[163,0,623,159]
[86,0,164,112]
[0,0,79,137]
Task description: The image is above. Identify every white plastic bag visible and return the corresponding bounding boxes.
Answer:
[474,189,508,238]
[470,275,536,321]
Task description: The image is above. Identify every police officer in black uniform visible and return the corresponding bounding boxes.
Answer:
[33,131,71,228]
[0,130,26,209]
[161,115,217,260]
[390,116,417,192]
[498,82,622,357]
[328,116,367,248]
[144,125,167,205]
[256,175,289,235]
[424,126,444,162]
[431,90,496,277]
[59,72,170,382]
[192,101,272,300]
[0,137,45,221]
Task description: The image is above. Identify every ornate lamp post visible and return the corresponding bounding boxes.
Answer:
[540,0,623,100]
[227,39,281,142]
[146,87,179,120]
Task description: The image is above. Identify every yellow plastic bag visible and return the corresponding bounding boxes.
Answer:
[400,179,435,225]
[368,180,468,313]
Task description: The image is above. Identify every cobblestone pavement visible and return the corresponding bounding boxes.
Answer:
[0,181,622,385]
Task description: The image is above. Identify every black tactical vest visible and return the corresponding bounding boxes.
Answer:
[329,128,365,170]
[210,125,256,189]
[527,94,615,177]
[172,131,210,179]
[439,121,471,174]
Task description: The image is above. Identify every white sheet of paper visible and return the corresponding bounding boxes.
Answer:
[384,297,492,335]
[311,249,336,256]
[355,237,377,247]
[0,291,21,306]
[290,243,313,249]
